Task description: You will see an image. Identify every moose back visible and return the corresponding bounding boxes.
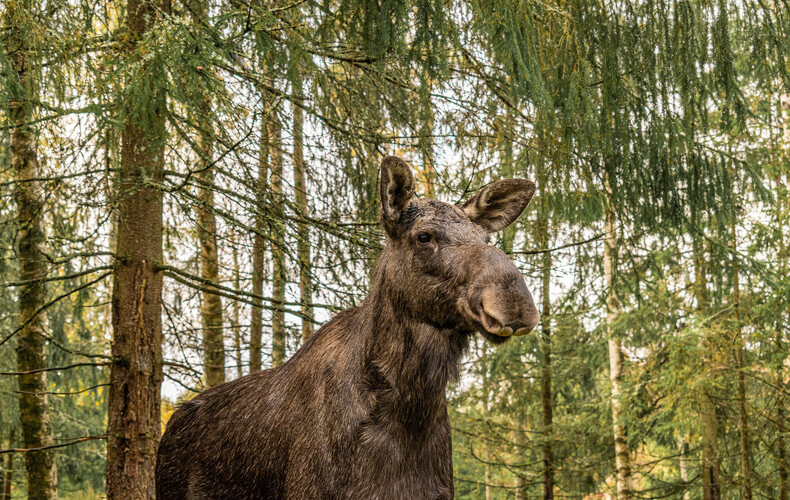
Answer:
[156,156,540,499]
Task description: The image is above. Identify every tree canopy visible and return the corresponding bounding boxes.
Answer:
[1,0,789,498]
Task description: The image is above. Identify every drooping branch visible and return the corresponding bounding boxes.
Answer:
[0,436,107,455]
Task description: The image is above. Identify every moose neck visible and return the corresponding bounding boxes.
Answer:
[356,260,470,430]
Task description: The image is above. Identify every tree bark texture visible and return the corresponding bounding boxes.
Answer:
[2,428,15,500]
[416,79,436,199]
[250,109,269,372]
[695,238,721,500]
[778,89,790,500]
[604,192,632,500]
[514,427,526,500]
[106,0,168,496]
[678,436,690,500]
[292,73,313,343]
[7,1,59,494]
[731,221,753,500]
[269,115,286,367]
[231,235,242,379]
[538,170,554,500]
[191,0,225,388]
[196,105,225,388]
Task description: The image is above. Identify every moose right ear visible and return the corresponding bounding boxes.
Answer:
[462,179,536,233]
[380,156,415,238]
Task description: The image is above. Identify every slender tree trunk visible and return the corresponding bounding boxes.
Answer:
[192,0,225,389]
[514,425,526,500]
[500,114,517,253]
[777,89,790,500]
[292,67,313,343]
[700,381,721,500]
[7,1,58,493]
[480,344,492,500]
[695,238,721,500]
[540,249,554,500]
[232,234,242,379]
[416,78,436,198]
[779,326,789,500]
[196,113,225,387]
[250,109,269,372]
[359,151,381,284]
[731,220,753,499]
[106,0,168,496]
[2,428,14,500]
[269,115,286,366]
[484,447,492,500]
[538,161,554,500]
[777,219,789,500]
[604,188,632,500]
[678,436,690,500]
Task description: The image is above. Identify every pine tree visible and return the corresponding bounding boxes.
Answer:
[605,182,632,500]
[290,7,314,342]
[192,0,226,389]
[106,0,168,495]
[5,0,58,495]
[269,113,286,367]
[537,156,554,500]
[250,108,269,372]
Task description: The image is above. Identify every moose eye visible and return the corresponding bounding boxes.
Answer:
[417,233,432,244]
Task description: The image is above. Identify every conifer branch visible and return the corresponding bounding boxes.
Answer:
[0,271,113,348]
[509,233,605,255]
[0,435,107,455]
[0,362,110,376]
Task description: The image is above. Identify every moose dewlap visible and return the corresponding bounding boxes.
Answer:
[155,156,540,500]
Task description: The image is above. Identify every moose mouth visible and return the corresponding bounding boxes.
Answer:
[456,295,535,341]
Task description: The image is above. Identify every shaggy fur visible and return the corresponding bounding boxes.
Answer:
[155,157,539,499]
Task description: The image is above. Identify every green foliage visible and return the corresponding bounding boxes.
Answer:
[1,0,789,497]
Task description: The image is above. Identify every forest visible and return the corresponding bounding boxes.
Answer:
[0,0,789,498]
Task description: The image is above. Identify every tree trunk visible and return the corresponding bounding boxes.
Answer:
[538,163,553,500]
[292,67,313,343]
[196,113,225,388]
[192,0,224,389]
[484,444,492,500]
[106,0,168,496]
[269,115,286,366]
[231,233,242,379]
[500,114,516,253]
[514,425,526,500]
[416,78,436,199]
[695,238,721,500]
[731,220,753,500]
[250,109,269,372]
[480,344,492,500]
[777,89,790,500]
[678,436,690,500]
[540,250,554,500]
[7,0,58,493]
[2,428,14,500]
[779,327,789,500]
[604,190,632,500]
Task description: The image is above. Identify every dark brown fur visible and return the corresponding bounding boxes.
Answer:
[156,157,539,499]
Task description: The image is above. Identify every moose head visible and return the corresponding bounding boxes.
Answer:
[374,156,540,344]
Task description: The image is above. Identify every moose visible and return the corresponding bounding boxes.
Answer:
[156,156,540,499]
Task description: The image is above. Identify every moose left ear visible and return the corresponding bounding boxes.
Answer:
[462,179,536,233]
[380,156,416,237]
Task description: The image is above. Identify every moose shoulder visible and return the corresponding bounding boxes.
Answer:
[155,156,540,500]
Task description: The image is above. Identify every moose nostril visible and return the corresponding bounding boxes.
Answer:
[507,319,528,332]
[481,310,503,332]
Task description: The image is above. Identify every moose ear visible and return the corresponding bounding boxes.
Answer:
[462,179,536,233]
[380,156,415,237]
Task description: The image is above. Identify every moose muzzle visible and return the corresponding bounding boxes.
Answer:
[458,249,540,337]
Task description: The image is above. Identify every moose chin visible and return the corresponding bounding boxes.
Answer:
[156,155,539,500]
